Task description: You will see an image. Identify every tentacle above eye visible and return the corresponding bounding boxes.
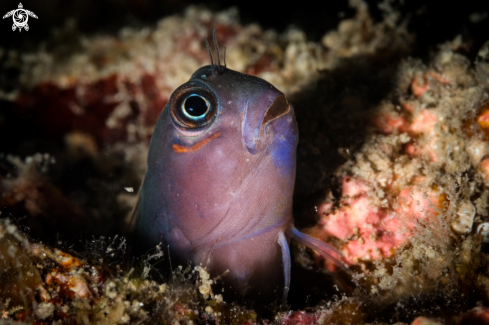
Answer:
[290,226,351,274]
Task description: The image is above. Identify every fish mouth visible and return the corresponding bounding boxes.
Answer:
[259,94,290,135]
[242,93,291,154]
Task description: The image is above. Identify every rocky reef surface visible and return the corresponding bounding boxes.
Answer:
[1,1,489,324]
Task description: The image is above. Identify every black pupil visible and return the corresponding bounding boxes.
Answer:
[184,95,208,117]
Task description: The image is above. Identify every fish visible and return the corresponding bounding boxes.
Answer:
[132,31,348,301]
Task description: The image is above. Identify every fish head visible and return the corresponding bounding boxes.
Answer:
[135,64,298,297]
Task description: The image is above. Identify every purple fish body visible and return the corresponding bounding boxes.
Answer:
[133,35,346,300]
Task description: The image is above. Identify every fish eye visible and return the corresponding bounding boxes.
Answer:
[182,94,210,119]
[170,85,218,129]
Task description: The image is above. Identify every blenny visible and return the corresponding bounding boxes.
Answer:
[132,31,347,300]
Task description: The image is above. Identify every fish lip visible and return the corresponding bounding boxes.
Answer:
[261,103,295,144]
[242,93,293,155]
[261,94,290,127]
[258,101,291,137]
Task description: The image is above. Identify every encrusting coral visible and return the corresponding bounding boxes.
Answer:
[1,0,489,323]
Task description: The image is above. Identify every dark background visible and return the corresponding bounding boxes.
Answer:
[0,0,488,58]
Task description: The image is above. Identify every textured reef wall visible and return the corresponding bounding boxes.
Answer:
[1,0,489,324]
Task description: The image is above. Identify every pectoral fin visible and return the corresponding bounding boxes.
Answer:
[128,174,145,234]
[128,192,140,233]
[290,226,350,274]
[277,231,291,300]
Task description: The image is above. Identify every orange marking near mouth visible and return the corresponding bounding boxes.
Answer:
[172,132,221,153]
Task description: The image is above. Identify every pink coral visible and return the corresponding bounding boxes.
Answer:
[316,177,440,264]
[410,71,450,99]
[411,76,429,98]
[407,110,437,136]
[279,310,321,325]
[371,113,408,135]
[410,316,443,325]
[480,158,489,181]
[460,306,489,325]
[404,110,439,162]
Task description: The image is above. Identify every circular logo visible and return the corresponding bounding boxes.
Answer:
[13,9,28,28]
[2,3,38,32]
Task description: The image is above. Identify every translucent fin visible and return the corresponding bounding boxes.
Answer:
[127,193,140,233]
[127,175,145,234]
[291,226,351,274]
[277,231,291,300]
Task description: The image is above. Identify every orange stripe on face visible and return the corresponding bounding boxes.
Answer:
[172,132,221,153]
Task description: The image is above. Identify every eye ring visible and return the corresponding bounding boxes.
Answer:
[169,84,218,129]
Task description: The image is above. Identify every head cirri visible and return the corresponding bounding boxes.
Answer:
[132,30,348,302]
